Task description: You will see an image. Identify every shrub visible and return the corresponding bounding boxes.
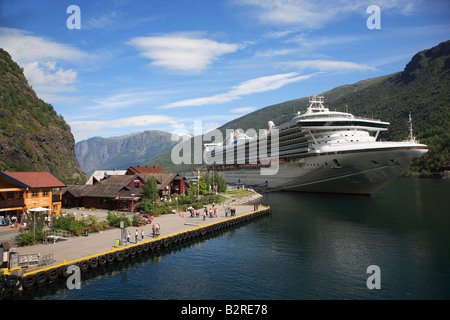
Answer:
[98,221,109,229]
[18,229,44,246]
[132,214,141,223]
[106,211,131,228]
[88,214,98,225]
[18,215,45,246]
[51,214,87,233]
[74,224,101,236]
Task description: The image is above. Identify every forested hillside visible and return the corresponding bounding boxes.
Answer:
[0,49,84,182]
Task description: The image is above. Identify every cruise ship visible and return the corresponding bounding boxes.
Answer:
[204,96,428,195]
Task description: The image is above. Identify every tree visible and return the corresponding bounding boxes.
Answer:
[212,171,226,193]
[199,173,211,194]
[199,171,227,194]
[142,176,159,200]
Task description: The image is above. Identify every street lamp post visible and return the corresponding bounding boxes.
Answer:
[32,201,37,244]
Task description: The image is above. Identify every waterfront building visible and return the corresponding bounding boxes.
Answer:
[62,173,189,211]
[0,172,66,223]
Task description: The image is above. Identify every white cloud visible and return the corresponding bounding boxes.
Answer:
[128,34,239,72]
[0,27,91,94]
[160,72,315,109]
[70,115,176,140]
[84,11,121,31]
[286,60,375,72]
[230,72,311,95]
[233,0,423,28]
[85,89,173,111]
[22,61,78,93]
[230,106,258,114]
[0,27,90,63]
[233,0,341,28]
[70,113,241,141]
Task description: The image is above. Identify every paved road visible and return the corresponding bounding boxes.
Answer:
[0,226,20,247]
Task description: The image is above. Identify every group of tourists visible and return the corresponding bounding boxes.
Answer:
[1,215,14,226]
[125,223,161,245]
[225,207,237,217]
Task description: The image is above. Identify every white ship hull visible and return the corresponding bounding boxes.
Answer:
[220,142,428,195]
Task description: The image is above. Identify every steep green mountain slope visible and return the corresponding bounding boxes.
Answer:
[0,49,84,182]
[75,130,179,174]
[147,40,449,177]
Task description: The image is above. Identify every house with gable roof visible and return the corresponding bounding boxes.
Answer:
[0,171,66,223]
[62,172,189,211]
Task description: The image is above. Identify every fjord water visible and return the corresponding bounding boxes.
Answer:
[23,178,450,300]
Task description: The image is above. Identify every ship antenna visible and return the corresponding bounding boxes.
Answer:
[408,112,416,143]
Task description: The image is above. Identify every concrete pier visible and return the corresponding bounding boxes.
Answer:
[0,204,271,297]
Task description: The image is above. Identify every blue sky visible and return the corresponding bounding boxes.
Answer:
[1,0,449,142]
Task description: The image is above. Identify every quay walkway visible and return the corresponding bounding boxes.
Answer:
[0,204,271,298]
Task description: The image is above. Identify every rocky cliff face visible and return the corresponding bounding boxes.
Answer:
[0,49,84,182]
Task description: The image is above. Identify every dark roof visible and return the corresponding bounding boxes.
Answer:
[96,174,143,186]
[63,184,141,198]
[127,166,165,175]
[140,173,177,190]
[62,185,86,197]
[62,173,187,199]
[0,172,66,189]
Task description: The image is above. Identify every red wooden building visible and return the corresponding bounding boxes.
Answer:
[62,173,188,211]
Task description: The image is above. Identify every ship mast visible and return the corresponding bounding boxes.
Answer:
[407,112,417,143]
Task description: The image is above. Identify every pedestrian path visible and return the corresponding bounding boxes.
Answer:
[12,205,265,272]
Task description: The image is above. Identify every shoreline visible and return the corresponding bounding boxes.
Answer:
[223,188,263,205]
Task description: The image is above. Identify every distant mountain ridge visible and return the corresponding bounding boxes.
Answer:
[146,40,450,177]
[75,130,179,174]
[0,49,84,182]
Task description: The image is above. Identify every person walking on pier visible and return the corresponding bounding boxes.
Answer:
[141,229,144,241]
[127,230,130,245]
[135,229,139,243]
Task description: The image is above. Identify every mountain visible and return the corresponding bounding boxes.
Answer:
[0,49,84,182]
[75,130,180,174]
[147,40,450,177]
